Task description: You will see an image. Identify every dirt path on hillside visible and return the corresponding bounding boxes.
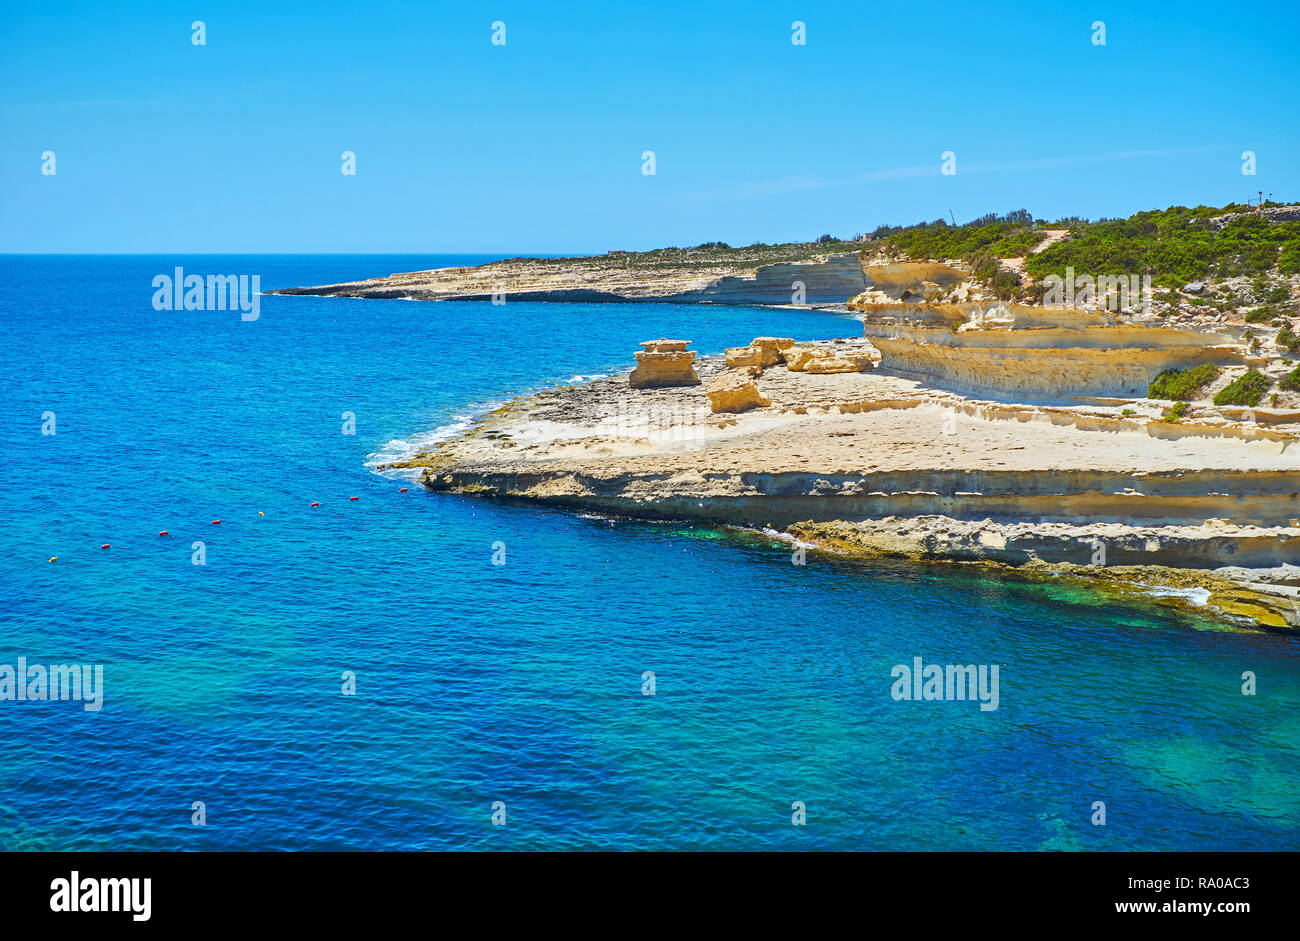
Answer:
[1001,228,1071,282]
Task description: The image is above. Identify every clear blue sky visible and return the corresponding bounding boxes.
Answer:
[2,0,1297,253]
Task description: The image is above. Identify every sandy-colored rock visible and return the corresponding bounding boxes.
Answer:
[725,346,765,368]
[705,371,770,413]
[747,337,796,366]
[629,340,700,388]
[782,345,819,370]
[640,338,691,352]
[728,337,798,368]
[805,350,876,373]
[784,345,874,373]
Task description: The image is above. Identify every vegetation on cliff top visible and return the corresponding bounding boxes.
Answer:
[540,237,867,272]
[507,201,1298,304]
[872,202,1299,296]
[872,210,1043,264]
[1025,205,1300,287]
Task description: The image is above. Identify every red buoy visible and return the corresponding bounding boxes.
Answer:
[399,487,409,492]
[211,520,221,525]
[349,496,359,501]
[158,531,168,536]
[310,502,320,507]
[100,543,110,549]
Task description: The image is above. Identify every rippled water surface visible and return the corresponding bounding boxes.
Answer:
[1,255,1297,850]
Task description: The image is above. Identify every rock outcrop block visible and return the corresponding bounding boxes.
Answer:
[629,339,700,388]
[705,371,770,413]
[725,346,765,368]
[727,337,797,369]
[804,350,876,373]
[784,345,876,373]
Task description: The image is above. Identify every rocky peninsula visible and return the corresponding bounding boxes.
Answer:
[302,207,1300,630]
[270,240,870,306]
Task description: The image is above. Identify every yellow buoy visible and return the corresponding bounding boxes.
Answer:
[259,511,265,516]
[49,557,57,563]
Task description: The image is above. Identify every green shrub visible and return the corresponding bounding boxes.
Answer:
[1022,205,1300,288]
[1245,306,1280,324]
[1213,370,1271,406]
[1281,365,1300,392]
[1277,326,1300,354]
[1164,400,1190,422]
[875,203,1300,302]
[1280,241,1300,275]
[1147,363,1221,400]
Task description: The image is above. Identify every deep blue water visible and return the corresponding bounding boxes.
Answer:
[1,255,1297,851]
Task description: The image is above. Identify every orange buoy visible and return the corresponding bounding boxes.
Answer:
[100,544,110,550]
[159,531,168,536]
[349,496,359,501]
[311,502,320,507]
[399,487,409,492]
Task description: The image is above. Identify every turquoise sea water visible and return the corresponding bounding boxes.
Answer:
[1,254,1297,851]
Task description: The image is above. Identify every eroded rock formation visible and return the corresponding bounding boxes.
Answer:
[628,339,700,389]
[725,337,795,368]
[273,252,868,306]
[784,341,878,373]
[849,264,1246,399]
[705,370,771,413]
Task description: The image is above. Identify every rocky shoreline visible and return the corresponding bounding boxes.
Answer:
[269,244,871,306]
[378,334,1300,631]
[324,235,1300,631]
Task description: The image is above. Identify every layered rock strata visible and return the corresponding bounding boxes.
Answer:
[628,339,700,389]
[382,347,1300,628]
[848,263,1247,400]
[272,252,868,306]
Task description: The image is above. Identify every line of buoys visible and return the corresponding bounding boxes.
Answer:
[75,486,415,561]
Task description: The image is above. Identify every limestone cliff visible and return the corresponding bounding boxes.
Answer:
[848,262,1248,400]
[272,249,867,306]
